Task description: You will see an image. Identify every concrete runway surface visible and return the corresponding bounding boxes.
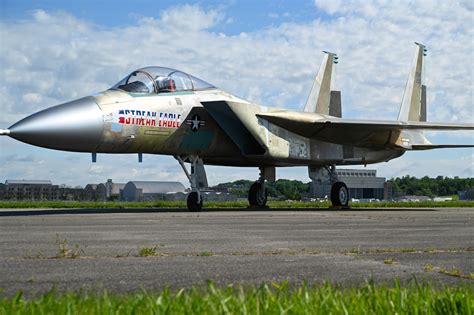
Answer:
[0,207,472,297]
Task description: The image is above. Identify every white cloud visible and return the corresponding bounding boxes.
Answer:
[157,4,224,31]
[0,3,472,187]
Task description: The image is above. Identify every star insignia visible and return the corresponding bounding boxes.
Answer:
[186,114,205,132]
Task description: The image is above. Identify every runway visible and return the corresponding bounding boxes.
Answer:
[0,207,472,297]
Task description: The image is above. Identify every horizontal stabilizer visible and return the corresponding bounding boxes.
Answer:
[411,144,474,150]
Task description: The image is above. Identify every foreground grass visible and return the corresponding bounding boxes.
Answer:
[1,281,472,315]
[0,200,473,209]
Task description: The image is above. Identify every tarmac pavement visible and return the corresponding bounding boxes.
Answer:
[0,207,472,297]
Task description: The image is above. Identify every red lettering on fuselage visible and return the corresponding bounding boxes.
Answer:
[118,110,180,129]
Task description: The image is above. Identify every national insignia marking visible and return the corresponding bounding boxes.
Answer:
[186,114,206,132]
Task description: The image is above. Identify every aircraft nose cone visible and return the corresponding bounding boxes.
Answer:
[8,97,104,152]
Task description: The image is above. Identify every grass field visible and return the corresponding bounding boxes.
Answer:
[0,200,473,209]
[1,281,472,314]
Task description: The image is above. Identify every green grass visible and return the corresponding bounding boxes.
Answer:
[383,258,394,264]
[0,281,472,314]
[138,246,159,257]
[0,200,473,209]
[54,235,82,259]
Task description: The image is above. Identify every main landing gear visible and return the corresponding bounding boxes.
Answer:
[327,165,349,207]
[248,166,275,208]
[309,165,349,207]
[330,181,349,207]
[176,155,208,212]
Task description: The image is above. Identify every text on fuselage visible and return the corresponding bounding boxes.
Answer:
[118,110,181,128]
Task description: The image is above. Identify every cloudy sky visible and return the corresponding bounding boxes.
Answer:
[0,0,473,187]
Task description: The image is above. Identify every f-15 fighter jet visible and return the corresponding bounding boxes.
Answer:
[1,43,473,210]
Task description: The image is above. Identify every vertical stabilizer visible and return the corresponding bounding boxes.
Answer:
[329,90,342,117]
[398,43,427,121]
[304,51,340,115]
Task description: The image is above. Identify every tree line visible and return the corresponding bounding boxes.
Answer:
[214,179,310,200]
[214,176,473,200]
[389,176,474,197]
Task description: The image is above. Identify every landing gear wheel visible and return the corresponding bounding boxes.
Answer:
[187,192,203,212]
[331,182,349,207]
[248,182,267,207]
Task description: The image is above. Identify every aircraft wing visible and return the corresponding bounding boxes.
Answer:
[257,110,474,149]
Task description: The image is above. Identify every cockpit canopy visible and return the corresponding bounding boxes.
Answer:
[111,66,216,94]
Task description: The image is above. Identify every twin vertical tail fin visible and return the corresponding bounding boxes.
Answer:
[398,42,428,122]
[306,44,426,121]
[304,51,342,117]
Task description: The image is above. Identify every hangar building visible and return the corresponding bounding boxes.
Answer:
[120,181,186,201]
[310,169,388,200]
[84,179,126,201]
[97,179,126,201]
[84,184,99,201]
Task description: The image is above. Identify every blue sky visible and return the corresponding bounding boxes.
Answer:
[1,0,328,32]
[0,0,472,186]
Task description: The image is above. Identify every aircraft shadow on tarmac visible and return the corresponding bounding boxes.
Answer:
[0,207,438,217]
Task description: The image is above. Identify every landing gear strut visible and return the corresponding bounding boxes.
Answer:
[326,165,349,207]
[248,166,274,208]
[176,155,206,212]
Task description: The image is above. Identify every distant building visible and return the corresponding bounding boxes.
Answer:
[84,184,100,201]
[201,191,238,201]
[384,181,393,200]
[57,186,85,201]
[395,195,431,202]
[4,180,58,200]
[0,183,5,199]
[310,169,387,200]
[120,181,186,201]
[84,179,126,201]
[458,190,474,201]
[96,179,126,201]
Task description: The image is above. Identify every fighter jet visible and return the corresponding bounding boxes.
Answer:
[1,43,473,210]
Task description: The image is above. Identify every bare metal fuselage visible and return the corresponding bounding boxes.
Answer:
[92,88,403,167]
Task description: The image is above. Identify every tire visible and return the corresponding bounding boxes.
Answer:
[187,192,203,212]
[248,182,267,207]
[330,182,349,207]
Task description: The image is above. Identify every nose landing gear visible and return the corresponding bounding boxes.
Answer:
[176,155,207,212]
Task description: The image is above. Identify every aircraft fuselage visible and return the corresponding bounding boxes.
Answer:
[8,87,402,167]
